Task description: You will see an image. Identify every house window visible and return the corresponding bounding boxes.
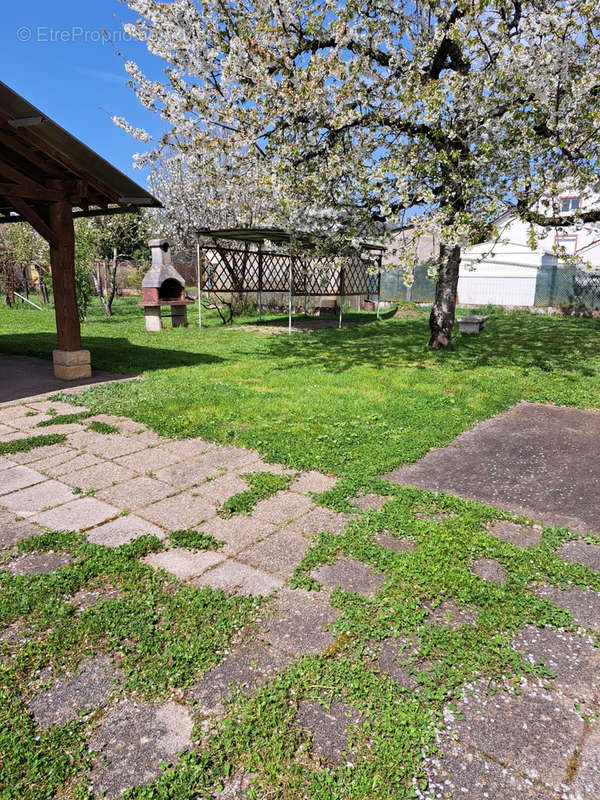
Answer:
[555,235,577,255]
[559,196,580,213]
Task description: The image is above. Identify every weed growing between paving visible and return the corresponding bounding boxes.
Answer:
[0,531,262,800]
[88,420,119,435]
[36,411,93,427]
[0,433,66,456]
[219,472,293,517]
[168,529,224,551]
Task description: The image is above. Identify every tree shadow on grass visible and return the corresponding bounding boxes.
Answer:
[0,333,224,379]
[261,313,600,375]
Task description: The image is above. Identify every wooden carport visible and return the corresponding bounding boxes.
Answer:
[0,81,161,378]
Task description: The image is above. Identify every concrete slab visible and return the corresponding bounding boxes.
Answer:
[237,530,309,579]
[472,557,507,584]
[312,557,386,596]
[28,655,119,727]
[0,465,47,495]
[290,471,337,494]
[96,476,173,510]
[197,516,278,557]
[192,560,283,596]
[534,584,600,632]
[33,497,119,532]
[487,520,543,548]
[374,532,416,553]
[142,548,225,579]
[287,506,353,536]
[0,519,44,548]
[261,588,340,655]
[296,700,362,764]
[350,493,393,511]
[383,403,600,534]
[139,491,217,529]
[6,551,73,575]
[252,491,315,525]
[558,540,600,573]
[2,480,76,516]
[0,354,129,405]
[86,515,166,547]
[511,625,600,702]
[425,599,478,629]
[446,679,584,787]
[89,701,193,799]
[60,461,136,492]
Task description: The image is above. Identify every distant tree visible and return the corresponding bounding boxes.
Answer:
[90,212,151,316]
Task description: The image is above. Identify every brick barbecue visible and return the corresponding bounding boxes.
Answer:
[139,238,194,331]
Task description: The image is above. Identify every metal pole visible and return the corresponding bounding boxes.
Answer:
[14,292,42,310]
[196,237,202,329]
[377,251,382,320]
[288,255,293,335]
[258,241,263,322]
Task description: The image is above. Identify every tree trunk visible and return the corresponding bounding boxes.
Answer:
[429,243,461,349]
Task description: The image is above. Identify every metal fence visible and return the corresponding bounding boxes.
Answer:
[379,264,600,309]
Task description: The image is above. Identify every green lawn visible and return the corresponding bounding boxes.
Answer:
[2,298,600,799]
[1,298,599,492]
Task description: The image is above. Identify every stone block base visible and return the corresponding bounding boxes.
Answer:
[171,306,188,328]
[145,307,162,332]
[53,349,92,380]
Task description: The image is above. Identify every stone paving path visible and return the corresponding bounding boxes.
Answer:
[3,393,600,798]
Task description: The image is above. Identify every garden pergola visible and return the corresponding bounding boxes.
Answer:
[0,81,161,378]
[195,227,385,333]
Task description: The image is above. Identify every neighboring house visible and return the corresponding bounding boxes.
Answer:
[458,192,600,307]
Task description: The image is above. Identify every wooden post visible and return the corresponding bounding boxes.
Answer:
[48,199,91,378]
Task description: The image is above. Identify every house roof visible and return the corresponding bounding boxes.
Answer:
[0,80,161,225]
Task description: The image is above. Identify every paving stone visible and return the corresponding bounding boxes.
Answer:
[350,493,393,511]
[425,599,478,629]
[114,444,180,473]
[0,457,17,471]
[32,448,87,475]
[96,476,173,510]
[2,480,76,516]
[154,460,222,488]
[261,587,340,655]
[291,471,337,494]
[28,655,119,727]
[162,437,216,460]
[487,520,543,548]
[197,516,278,557]
[0,423,18,436]
[0,465,47,495]
[446,678,585,787]
[10,443,75,465]
[472,557,507,584]
[198,473,249,507]
[192,560,283,596]
[374,532,416,553]
[190,643,292,716]
[558,540,600,573]
[0,518,44,548]
[43,452,102,478]
[69,585,124,612]
[251,491,315,524]
[89,701,193,799]
[81,432,150,460]
[86,515,166,547]
[511,625,600,702]
[312,557,386,596]
[296,700,362,764]
[568,727,600,800]
[6,551,73,575]
[424,737,559,799]
[287,506,354,536]
[139,491,216,529]
[237,530,309,579]
[377,635,427,689]
[142,548,225,579]
[194,445,260,471]
[534,584,600,632]
[61,461,137,491]
[33,497,119,532]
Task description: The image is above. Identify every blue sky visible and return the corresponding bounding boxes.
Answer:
[1,1,166,187]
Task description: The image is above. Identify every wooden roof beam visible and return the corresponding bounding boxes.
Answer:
[10,197,57,248]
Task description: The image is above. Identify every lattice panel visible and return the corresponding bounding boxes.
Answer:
[199,245,373,296]
[571,272,600,309]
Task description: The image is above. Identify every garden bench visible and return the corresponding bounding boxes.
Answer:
[457,315,489,334]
